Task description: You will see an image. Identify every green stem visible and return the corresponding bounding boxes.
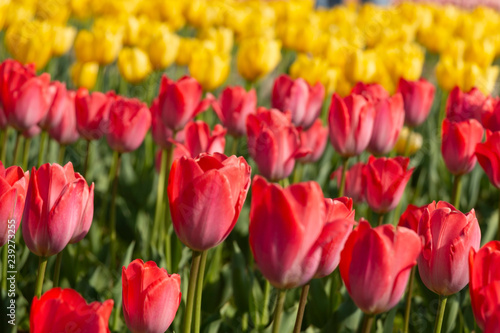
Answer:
[262,280,271,326]
[12,132,21,166]
[497,192,500,241]
[37,131,48,166]
[361,314,375,333]
[1,245,7,292]
[439,90,449,138]
[52,252,63,288]
[194,250,208,333]
[83,140,91,179]
[0,127,9,162]
[163,144,175,272]
[152,148,168,251]
[292,163,304,184]
[229,136,239,156]
[403,128,413,157]
[339,157,349,197]
[293,283,310,333]
[451,174,463,210]
[183,250,202,333]
[109,151,121,269]
[245,80,254,91]
[22,137,31,170]
[35,256,48,298]
[58,145,66,165]
[403,267,416,333]
[434,295,448,333]
[272,290,287,333]
[377,214,385,226]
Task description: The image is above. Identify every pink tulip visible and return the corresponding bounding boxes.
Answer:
[75,88,115,140]
[212,86,257,137]
[38,81,66,131]
[297,119,328,163]
[331,162,366,204]
[396,78,436,128]
[48,91,79,145]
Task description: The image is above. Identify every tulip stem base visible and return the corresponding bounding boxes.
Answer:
[152,149,168,252]
[194,250,208,333]
[58,145,66,165]
[37,131,47,167]
[22,138,31,170]
[403,267,416,333]
[229,136,239,156]
[35,256,48,298]
[2,245,7,293]
[434,295,448,333]
[184,250,202,333]
[109,151,121,270]
[339,157,349,197]
[262,280,271,326]
[12,132,21,166]
[163,144,175,272]
[403,128,413,157]
[361,314,375,333]
[53,252,63,288]
[293,283,310,333]
[497,192,500,241]
[451,174,463,210]
[83,140,91,179]
[272,290,287,333]
[377,214,385,226]
[0,129,6,163]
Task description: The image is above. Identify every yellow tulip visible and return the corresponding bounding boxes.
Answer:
[464,38,496,68]
[462,62,499,95]
[237,5,276,40]
[185,0,222,29]
[380,43,424,84]
[122,16,141,46]
[157,0,186,30]
[176,37,200,66]
[117,47,152,84]
[51,25,77,57]
[0,0,11,30]
[74,30,95,63]
[35,0,70,24]
[454,12,487,43]
[417,26,452,54]
[394,127,423,156]
[344,49,378,84]
[199,27,234,55]
[289,54,338,94]
[440,37,466,60]
[5,20,53,70]
[93,27,123,65]
[70,0,92,20]
[237,37,281,82]
[189,47,230,91]
[71,61,99,89]
[4,1,35,28]
[435,56,464,92]
[148,29,180,70]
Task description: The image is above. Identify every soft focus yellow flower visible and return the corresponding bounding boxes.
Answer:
[464,38,496,68]
[318,35,357,68]
[199,27,234,55]
[71,61,99,89]
[117,47,152,84]
[74,30,95,63]
[176,37,200,66]
[35,0,70,24]
[189,47,230,91]
[51,25,77,57]
[462,62,499,95]
[0,0,11,30]
[237,4,276,40]
[344,49,378,84]
[380,43,424,84]
[148,28,180,70]
[91,0,140,17]
[440,37,466,60]
[70,0,92,19]
[237,37,281,82]
[5,19,53,69]
[74,27,123,65]
[290,54,338,94]
[435,56,464,92]
[185,0,223,29]
[395,127,423,156]
[158,0,186,30]
[417,26,452,54]
[454,12,487,43]
[122,16,141,46]
[4,1,34,27]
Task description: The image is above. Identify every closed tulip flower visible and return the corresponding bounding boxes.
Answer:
[398,204,426,233]
[441,119,484,175]
[363,156,414,214]
[147,29,180,70]
[328,93,375,157]
[168,153,251,251]
[51,25,77,57]
[246,108,305,181]
[475,131,500,188]
[150,98,174,150]
[446,86,495,122]
[70,61,99,90]
[48,91,79,145]
[158,75,212,131]
[38,81,66,131]
[237,37,281,82]
[30,288,113,333]
[106,97,151,153]
[173,121,226,159]
[0,161,29,247]
[0,59,51,131]
[417,201,481,296]
[122,259,181,333]
[22,162,94,257]
[75,88,115,141]
[212,86,257,137]
[397,78,436,128]
[271,74,325,129]
[297,119,328,164]
[339,220,421,314]
[481,100,500,132]
[469,241,500,330]
[117,47,152,84]
[331,162,366,204]
[188,47,230,91]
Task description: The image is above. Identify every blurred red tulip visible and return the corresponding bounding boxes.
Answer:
[446,86,495,122]
[173,121,226,159]
[396,78,436,128]
[398,204,426,233]
[351,82,390,102]
[168,153,251,251]
[476,131,500,188]
[469,241,500,331]
[0,59,51,131]
[150,97,174,149]
[122,259,181,333]
[0,106,6,129]
[75,88,115,140]
[331,162,366,204]
[106,97,151,153]
[212,86,257,137]
[363,156,413,214]
[328,93,375,157]
[30,288,113,333]
[158,75,212,131]
[339,220,421,314]
[0,161,29,247]
[481,99,500,132]
[441,118,484,175]
[48,91,79,145]
[271,74,325,129]
[247,108,306,181]
[418,201,481,296]
[297,119,328,164]
[22,125,41,138]
[22,162,94,257]
[38,81,66,131]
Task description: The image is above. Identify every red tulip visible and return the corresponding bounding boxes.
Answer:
[0,59,51,131]
[271,74,325,129]
[417,201,481,296]
[22,162,94,257]
[122,259,181,333]
[212,86,257,137]
[398,204,426,233]
[339,220,421,314]
[481,99,500,132]
[297,119,328,163]
[168,153,251,251]
[158,75,212,131]
[150,97,174,149]
[0,105,6,129]
[469,241,500,330]
[363,156,413,214]
[396,78,436,128]
[48,91,79,145]
[38,81,66,131]
[331,162,366,204]
[441,118,484,175]
[351,82,390,102]
[173,121,226,159]
[30,288,113,333]
[75,88,115,140]
[106,97,151,153]
[446,86,495,122]
[0,161,29,247]
[485,315,500,333]
[476,131,500,188]
[249,176,326,288]
[246,108,306,181]
[328,93,375,157]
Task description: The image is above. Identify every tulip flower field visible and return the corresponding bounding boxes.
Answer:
[4,0,500,332]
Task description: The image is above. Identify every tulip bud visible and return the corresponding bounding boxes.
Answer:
[117,47,152,84]
[481,100,500,132]
[70,61,99,90]
[38,81,66,131]
[237,37,281,82]
[188,47,230,91]
[75,88,114,141]
[212,86,257,137]
[476,131,500,188]
[398,204,426,233]
[418,201,481,296]
[397,78,436,128]
[147,29,180,70]
[297,119,328,164]
[51,25,77,57]
[173,121,226,159]
[446,86,495,122]
[48,91,79,145]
